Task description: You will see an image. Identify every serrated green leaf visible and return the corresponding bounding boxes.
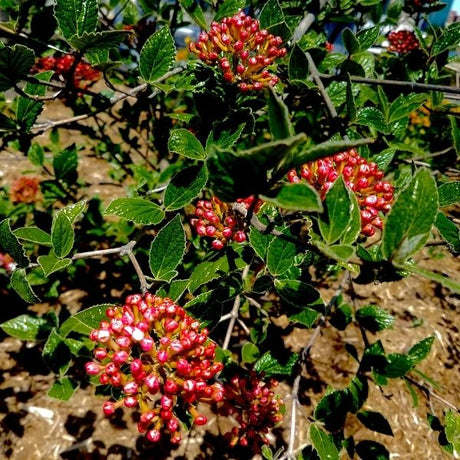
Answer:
[48,377,78,400]
[51,213,74,258]
[352,51,375,77]
[16,71,53,131]
[355,440,389,460]
[356,26,379,50]
[435,213,460,253]
[248,216,275,261]
[380,353,413,378]
[168,129,206,160]
[11,269,39,303]
[214,0,246,21]
[389,93,427,123]
[356,107,389,133]
[14,227,52,246]
[274,279,321,308]
[184,290,222,328]
[382,169,438,263]
[343,27,360,55]
[266,230,296,276]
[1,313,52,340]
[445,411,460,454]
[408,336,434,366]
[262,183,322,212]
[28,143,45,166]
[268,87,294,140]
[42,328,71,374]
[139,27,175,83]
[348,375,368,412]
[179,0,207,29]
[259,0,292,40]
[69,30,131,52]
[242,342,260,364]
[288,306,320,327]
[432,22,460,56]
[341,192,361,245]
[164,165,208,211]
[60,200,86,224]
[54,0,97,39]
[38,254,72,276]
[319,176,352,245]
[156,279,190,302]
[438,181,460,207]
[104,198,165,225]
[254,350,298,377]
[53,145,78,180]
[357,411,394,436]
[355,305,394,332]
[0,219,29,268]
[149,215,185,282]
[310,425,339,460]
[206,121,246,152]
[449,116,460,155]
[288,44,309,81]
[315,388,350,432]
[0,45,35,91]
[59,304,113,337]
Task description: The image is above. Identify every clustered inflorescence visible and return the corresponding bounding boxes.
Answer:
[9,176,40,204]
[214,371,284,452]
[33,55,101,89]
[387,30,419,53]
[86,294,225,444]
[189,11,287,91]
[287,148,394,237]
[190,196,255,250]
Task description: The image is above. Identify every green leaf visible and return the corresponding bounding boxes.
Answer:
[179,0,207,29]
[11,269,39,303]
[16,71,53,131]
[315,389,350,432]
[357,411,394,436]
[149,215,185,282]
[356,26,379,50]
[48,377,78,400]
[28,143,45,166]
[164,165,208,211]
[54,0,98,39]
[139,27,176,83]
[42,328,71,374]
[14,227,52,246]
[356,440,389,460]
[266,230,297,276]
[242,342,260,364]
[53,145,78,180]
[380,353,414,378]
[319,176,352,245]
[341,192,361,245]
[51,213,74,258]
[343,28,360,55]
[388,93,427,123]
[346,77,357,122]
[438,181,460,207]
[1,313,53,340]
[184,290,223,328]
[206,121,246,152]
[59,304,112,337]
[432,22,460,56]
[156,279,190,302]
[259,0,292,40]
[262,183,322,212]
[104,197,165,225]
[435,213,460,253]
[249,216,275,261]
[449,116,460,155]
[310,425,339,460]
[348,375,368,412]
[355,107,389,133]
[69,30,131,52]
[274,279,321,308]
[0,219,29,268]
[355,305,394,332]
[38,253,72,276]
[289,44,309,81]
[382,169,438,264]
[330,303,353,331]
[268,87,294,140]
[445,411,460,454]
[254,351,298,378]
[408,336,434,366]
[168,129,206,160]
[214,0,246,21]
[60,200,86,224]
[0,45,35,91]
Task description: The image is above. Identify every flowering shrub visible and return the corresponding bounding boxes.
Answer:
[0,0,459,458]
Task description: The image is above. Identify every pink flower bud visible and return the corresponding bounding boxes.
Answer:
[103,401,115,416]
[85,362,100,375]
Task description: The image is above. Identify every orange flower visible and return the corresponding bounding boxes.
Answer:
[10,176,40,204]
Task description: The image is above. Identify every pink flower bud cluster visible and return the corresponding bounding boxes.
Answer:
[85,293,224,445]
[387,30,419,53]
[214,371,284,452]
[287,148,394,237]
[188,11,287,91]
[190,196,250,250]
[9,176,40,204]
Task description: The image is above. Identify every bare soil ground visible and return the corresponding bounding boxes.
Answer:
[0,114,458,459]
